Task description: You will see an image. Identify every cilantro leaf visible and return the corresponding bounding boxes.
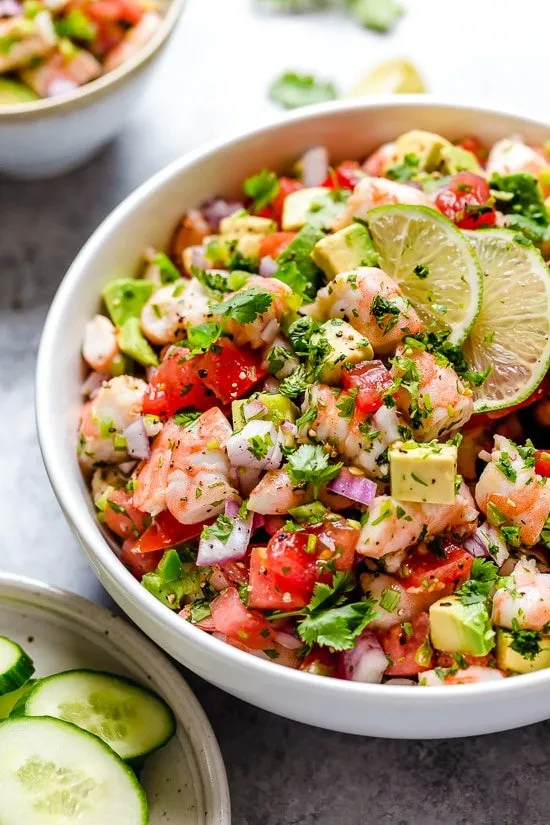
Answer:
[371,295,401,334]
[279,364,312,398]
[298,600,378,650]
[247,432,273,460]
[186,322,222,351]
[456,558,498,606]
[509,623,542,661]
[307,571,355,613]
[244,169,280,212]
[269,71,338,110]
[286,444,343,496]
[296,406,317,430]
[404,330,490,387]
[189,600,212,624]
[153,251,181,284]
[212,286,273,324]
[386,152,420,183]
[173,411,201,429]
[288,316,320,356]
[490,172,548,245]
[191,265,231,297]
[200,514,233,544]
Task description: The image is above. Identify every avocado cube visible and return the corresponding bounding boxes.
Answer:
[205,233,262,267]
[232,392,299,445]
[310,319,373,385]
[219,213,277,236]
[282,187,331,231]
[102,278,154,326]
[310,223,379,280]
[389,441,457,504]
[117,317,159,367]
[0,77,39,104]
[496,630,550,674]
[392,129,452,173]
[276,224,325,298]
[429,595,495,657]
[440,144,482,175]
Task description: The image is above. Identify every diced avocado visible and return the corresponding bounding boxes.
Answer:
[496,630,550,674]
[429,595,495,657]
[0,77,39,105]
[309,319,373,385]
[282,187,332,231]
[117,317,158,367]
[392,129,452,173]
[232,393,299,446]
[441,144,482,175]
[102,278,154,326]
[142,552,202,610]
[205,234,262,267]
[389,440,457,504]
[276,224,325,297]
[310,223,379,280]
[219,213,277,236]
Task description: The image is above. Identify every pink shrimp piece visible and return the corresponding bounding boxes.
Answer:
[486,137,547,179]
[103,11,161,72]
[22,48,102,97]
[362,142,397,176]
[421,666,505,686]
[223,276,294,349]
[492,557,550,632]
[82,314,119,372]
[361,573,444,631]
[0,11,56,73]
[248,469,308,515]
[334,176,430,231]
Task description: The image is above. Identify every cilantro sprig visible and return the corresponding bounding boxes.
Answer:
[286,444,342,496]
[211,286,273,324]
[456,558,498,606]
[244,169,280,212]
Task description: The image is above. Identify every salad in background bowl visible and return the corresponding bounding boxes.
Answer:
[36,99,550,737]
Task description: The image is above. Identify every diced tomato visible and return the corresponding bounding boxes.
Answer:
[299,646,340,677]
[210,587,276,650]
[196,339,266,405]
[264,515,286,535]
[248,545,291,610]
[380,613,433,676]
[104,488,150,540]
[435,651,493,669]
[535,450,550,477]
[218,560,249,586]
[483,371,550,420]
[342,360,393,416]
[133,511,205,554]
[435,171,496,230]
[142,347,214,419]
[457,136,488,166]
[258,231,296,260]
[90,19,125,57]
[322,160,363,190]
[397,540,473,592]
[309,519,358,576]
[119,540,162,580]
[83,0,143,24]
[256,177,303,226]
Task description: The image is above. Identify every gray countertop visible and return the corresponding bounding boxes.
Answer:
[3,1,550,822]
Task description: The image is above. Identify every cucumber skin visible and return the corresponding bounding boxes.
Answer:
[0,637,35,696]
[0,715,149,824]
[14,669,177,760]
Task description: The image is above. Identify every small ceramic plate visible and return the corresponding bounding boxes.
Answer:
[0,574,231,825]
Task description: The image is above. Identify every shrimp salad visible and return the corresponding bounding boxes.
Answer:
[78,129,550,687]
[0,0,161,103]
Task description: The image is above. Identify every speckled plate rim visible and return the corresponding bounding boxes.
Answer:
[0,572,231,824]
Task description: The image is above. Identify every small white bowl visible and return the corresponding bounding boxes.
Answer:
[0,0,186,178]
[37,97,550,738]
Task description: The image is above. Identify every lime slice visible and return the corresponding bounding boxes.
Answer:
[462,229,550,412]
[347,59,426,96]
[366,205,483,344]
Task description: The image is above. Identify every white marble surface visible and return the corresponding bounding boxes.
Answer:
[3,1,550,823]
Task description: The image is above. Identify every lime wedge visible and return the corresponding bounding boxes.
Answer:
[462,229,550,412]
[366,205,483,344]
[347,59,426,96]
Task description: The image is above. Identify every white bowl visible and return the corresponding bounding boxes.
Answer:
[0,0,186,178]
[37,98,550,738]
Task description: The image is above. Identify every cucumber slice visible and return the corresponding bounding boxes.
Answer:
[0,636,35,696]
[0,717,147,824]
[16,669,176,760]
[0,680,36,719]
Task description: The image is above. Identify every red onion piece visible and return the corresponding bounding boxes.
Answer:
[274,631,303,650]
[340,632,388,683]
[226,420,282,470]
[189,245,209,270]
[119,460,138,475]
[225,499,240,519]
[243,399,268,421]
[0,0,22,14]
[300,146,329,187]
[202,199,244,232]
[236,467,262,497]
[123,417,151,460]
[197,509,253,566]
[81,371,108,399]
[259,255,278,278]
[262,376,280,394]
[260,317,280,344]
[463,523,509,567]
[210,568,232,592]
[327,469,377,505]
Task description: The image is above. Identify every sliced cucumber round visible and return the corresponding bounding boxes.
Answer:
[0,716,147,824]
[15,669,176,761]
[0,679,36,720]
[0,636,35,696]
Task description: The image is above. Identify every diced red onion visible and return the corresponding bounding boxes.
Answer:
[262,376,280,394]
[119,460,138,475]
[226,420,282,471]
[225,499,240,519]
[463,523,509,567]
[236,467,262,497]
[0,0,22,14]
[197,509,253,566]
[210,567,232,591]
[299,146,329,187]
[274,631,303,650]
[327,469,377,506]
[202,199,244,232]
[81,371,107,399]
[145,365,157,383]
[189,245,209,270]
[340,632,388,683]
[123,417,151,460]
[243,399,268,421]
[259,255,278,278]
[281,420,297,437]
[260,317,280,344]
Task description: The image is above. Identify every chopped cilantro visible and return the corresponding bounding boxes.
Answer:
[404,330,490,387]
[268,71,338,110]
[414,264,429,279]
[347,0,403,32]
[501,524,521,547]
[279,364,312,398]
[456,558,498,606]
[211,286,273,324]
[490,173,548,232]
[173,411,201,428]
[296,406,317,430]
[386,152,420,183]
[191,265,231,297]
[244,169,280,212]
[496,451,517,483]
[247,432,273,460]
[288,316,319,356]
[200,514,233,544]
[509,622,542,661]
[266,345,293,375]
[371,294,401,334]
[189,600,212,624]
[286,444,343,496]
[187,322,222,351]
[336,389,357,420]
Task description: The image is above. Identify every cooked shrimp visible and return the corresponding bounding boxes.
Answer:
[486,137,547,179]
[223,277,294,349]
[263,335,300,379]
[171,210,212,267]
[140,278,210,345]
[133,408,236,524]
[492,557,550,631]
[301,384,402,479]
[391,347,473,441]
[21,48,101,97]
[361,573,442,631]
[0,11,56,72]
[475,435,550,545]
[362,143,397,177]
[421,666,505,686]
[307,267,423,355]
[78,375,146,469]
[82,314,119,372]
[334,176,430,231]
[356,481,478,559]
[248,468,308,515]
[103,11,161,72]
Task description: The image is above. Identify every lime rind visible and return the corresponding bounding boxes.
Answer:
[463,228,550,412]
[366,205,483,345]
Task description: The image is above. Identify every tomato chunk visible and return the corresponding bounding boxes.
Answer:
[397,541,473,592]
[380,613,433,676]
[457,136,488,166]
[142,347,214,419]
[197,339,266,405]
[104,488,150,540]
[435,171,496,230]
[535,450,550,477]
[257,177,302,226]
[133,511,204,554]
[299,646,340,677]
[258,231,296,260]
[342,360,393,416]
[83,0,143,23]
[120,540,162,580]
[210,587,277,649]
[322,160,363,190]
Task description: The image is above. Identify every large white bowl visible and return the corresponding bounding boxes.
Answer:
[37,98,550,738]
[0,0,186,178]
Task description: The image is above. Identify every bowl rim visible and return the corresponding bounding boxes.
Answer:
[36,95,550,706]
[0,0,187,121]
